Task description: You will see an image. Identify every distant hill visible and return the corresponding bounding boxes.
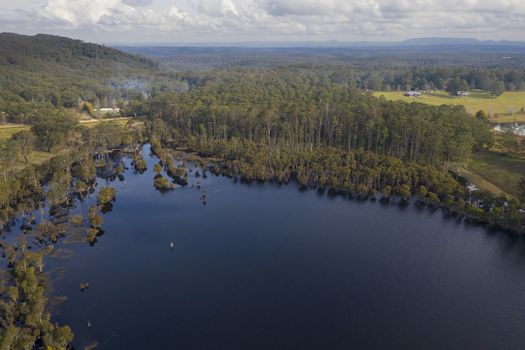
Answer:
[0,33,160,70]
[117,37,525,49]
[400,37,481,46]
[400,37,525,47]
[119,43,525,71]
[0,33,188,123]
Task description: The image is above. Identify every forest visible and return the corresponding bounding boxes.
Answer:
[0,33,522,233]
[0,118,146,348]
[135,72,523,232]
[121,45,525,92]
[0,33,189,124]
[133,70,491,165]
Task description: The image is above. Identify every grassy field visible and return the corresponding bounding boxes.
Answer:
[24,150,69,167]
[463,151,525,197]
[0,118,132,142]
[0,124,30,141]
[1,118,133,169]
[452,132,524,197]
[370,90,525,197]
[79,117,131,127]
[491,132,525,158]
[450,162,507,197]
[374,90,525,123]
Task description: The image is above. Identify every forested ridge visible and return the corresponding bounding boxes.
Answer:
[2,33,525,127]
[0,33,157,69]
[0,33,188,124]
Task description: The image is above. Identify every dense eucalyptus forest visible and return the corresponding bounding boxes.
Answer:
[0,33,525,349]
[136,79,522,232]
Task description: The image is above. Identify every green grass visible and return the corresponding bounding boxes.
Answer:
[27,150,60,165]
[0,118,131,142]
[374,90,525,196]
[466,151,525,196]
[373,90,525,123]
[0,124,30,141]
[1,118,133,169]
[79,117,131,128]
[450,163,507,197]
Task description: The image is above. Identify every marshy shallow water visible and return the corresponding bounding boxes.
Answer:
[6,144,525,349]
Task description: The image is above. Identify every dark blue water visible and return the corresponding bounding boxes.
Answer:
[46,145,525,349]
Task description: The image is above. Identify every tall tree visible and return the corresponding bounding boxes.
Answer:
[487,80,506,97]
[445,77,469,96]
[11,130,35,163]
[31,113,78,152]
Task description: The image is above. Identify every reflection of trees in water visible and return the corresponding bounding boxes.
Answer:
[96,152,128,181]
[62,227,88,244]
[100,202,114,214]
[49,247,75,259]
[48,266,67,283]
[48,295,68,314]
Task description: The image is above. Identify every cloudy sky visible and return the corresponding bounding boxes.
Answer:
[1,0,524,44]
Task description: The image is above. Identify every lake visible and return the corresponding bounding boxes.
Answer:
[26,145,525,349]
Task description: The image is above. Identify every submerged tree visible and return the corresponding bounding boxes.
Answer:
[36,221,64,243]
[97,187,117,205]
[69,214,84,226]
[154,163,163,175]
[154,175,174,191]
[88,205,104,229]
[133,158,147,172]
[0,251,74,349]
[86,227,99,244]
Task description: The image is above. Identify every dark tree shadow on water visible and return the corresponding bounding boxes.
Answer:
[100,203,114,214]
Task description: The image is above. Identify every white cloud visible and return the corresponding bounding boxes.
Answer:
[4,0,525,42]
[122,0,153,6]
[40,0,128,27]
